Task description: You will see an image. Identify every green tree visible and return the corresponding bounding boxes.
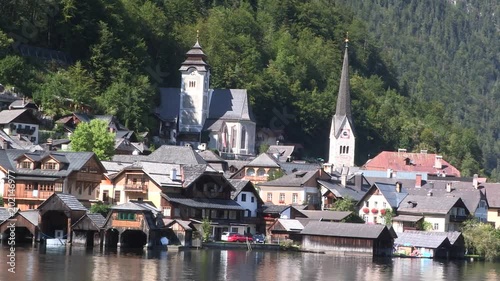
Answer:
[267,169,284,181]
[70,119,115,160]
[200,217,212,243]
[90,202,111,217]
[381,208,394,226]
[462,219,500,261]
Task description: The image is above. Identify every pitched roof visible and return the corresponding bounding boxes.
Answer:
[297,210,351,221]
[261,204,291,215]
[246,153,280,168]
[207,89,254,122]
[198,150,225,162]
[86,213,107,228]
[331,47,354,138]
[111,201,157,211]
[0,208,11,222]
[279,162,321,174]
[483,183,500,208]
[162,193,245,210]
[397,195,465,215]
[274,219,304,231]
[112,145,207,165]
[19,210,39,226]
[392,215,423,222]
[0,109,38,124]
[37,193,87,211]
[156,88,180,121]
[363,151,461,177]
[301,221,392,239]
[259,170,318,187]
[317,180,365,201]
[267,145,295,162]
[395,231,450,249]
[375,182,409,208]
[228,179,251,199]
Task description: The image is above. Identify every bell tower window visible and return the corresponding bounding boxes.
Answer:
[188,81,196,88]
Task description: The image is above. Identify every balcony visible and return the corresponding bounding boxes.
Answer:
[449,215,467,222]
[124,184,148,192]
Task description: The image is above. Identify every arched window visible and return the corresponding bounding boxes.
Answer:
[346,146,349,154]
[246,168,255,176]
[257,168,266,176]
[240,126,246,150]
[339,146,343,154]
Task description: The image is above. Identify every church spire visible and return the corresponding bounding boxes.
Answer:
[335,33,351,119]
[179,30,209,72]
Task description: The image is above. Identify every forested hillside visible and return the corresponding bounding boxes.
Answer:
[0,0,497,178]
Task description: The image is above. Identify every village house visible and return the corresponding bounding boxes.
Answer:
[229,179,265,234]
[103,201,164,248]
[257,169,330,209]
[198,149,229,173]
[394,230,465,259]
[72,213,107,247]
[0,108,40,144]
[318,172,371,210]
[155,37,256,156]
[483,183,500,228]
[299,221,396,256]
[230,152,282,184]
[0,149,105,210]
[0,209,39,244]
[356,182,409,225]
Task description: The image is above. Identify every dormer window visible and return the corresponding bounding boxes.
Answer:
[20,161,32,169]
[43,163,57,170]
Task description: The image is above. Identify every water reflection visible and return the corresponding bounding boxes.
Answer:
[0,244,499,281]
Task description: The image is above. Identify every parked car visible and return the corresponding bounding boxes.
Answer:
[254,234,265,244]
[221,232,238,241]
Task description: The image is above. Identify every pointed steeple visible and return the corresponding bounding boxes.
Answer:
[180,30,210,72]
[335,36,352,121]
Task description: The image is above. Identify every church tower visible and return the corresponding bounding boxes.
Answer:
[178,31,211,144]
[328,37,355,168]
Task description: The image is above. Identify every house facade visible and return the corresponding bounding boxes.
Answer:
[230,153,282,184]
[0,109,40,144]
[1,150,104,210]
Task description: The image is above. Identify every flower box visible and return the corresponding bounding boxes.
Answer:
[371,208,378,214]
[362,207,369,214]
[380,209,386,215]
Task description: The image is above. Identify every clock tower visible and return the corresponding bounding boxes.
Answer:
[328,37,355,168]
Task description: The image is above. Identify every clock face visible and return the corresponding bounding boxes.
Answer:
[341,129,350,138]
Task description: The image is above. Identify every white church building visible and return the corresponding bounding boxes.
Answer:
[155,37,256,157]
[326,40,356,172]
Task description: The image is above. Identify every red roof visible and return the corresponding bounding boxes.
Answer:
[363,151,461,177]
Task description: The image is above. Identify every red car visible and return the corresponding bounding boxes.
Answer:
[227,233,253,243]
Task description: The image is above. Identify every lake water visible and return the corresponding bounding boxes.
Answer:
[0,244,499,281]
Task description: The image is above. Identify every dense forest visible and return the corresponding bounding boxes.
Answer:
[0,0,497,179]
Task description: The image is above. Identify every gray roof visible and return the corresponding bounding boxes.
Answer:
[275,219,304,231]
[484,183,500,208]
[112,145,207,165]
[86,213,107,228]
[261,204,291,214]
[297,210,352,221]
[198,150,225,162]
[279,162,321,174]
[6,150,100,178]
[259,170,318,187]
[331,47,354,138]
[162,193,245,210]
[207,89,254,121]
[228,179,251,199]
[19,210,39,226]
[0,208,11,222]
[156,88,180,121]
[182,164,212,187]
[37,193,87,211]
[0,130,28,149]
[392,215,423,222]
[395,231,451,249]
[0,109,36,124]
[111,201,156,211]
[375,182,409,208]
[301,221,393,239]
[267,145,295,162]
[246,153,280,168]
[318,180,365,201]
[397,195,464,215]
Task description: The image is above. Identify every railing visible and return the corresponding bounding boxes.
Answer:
[124,184,148,192]
[449,215,467,222]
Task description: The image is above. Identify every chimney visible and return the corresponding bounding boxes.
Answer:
[354,174,362,190]
[387,169,393,178]
[473,174,479,189]
[435,155,443,169]
[340,173,347,187]
[446,182,452,193]
[395,182,402,193]
[415,173,422,188]
[47,138,53,151]
[170,168,177,180]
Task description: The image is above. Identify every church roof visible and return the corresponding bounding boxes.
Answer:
[179,39,209,72]
[207,89,255,122]
[331,47,354,138]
